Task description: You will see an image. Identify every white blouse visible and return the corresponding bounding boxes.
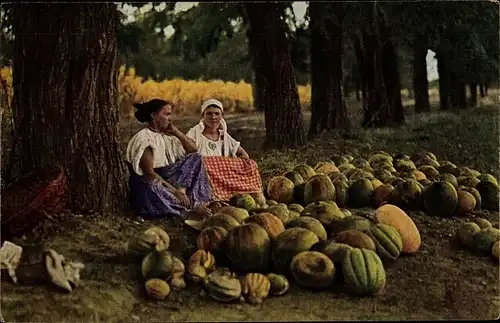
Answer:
[186,120,240,157]
[125,128,185,176]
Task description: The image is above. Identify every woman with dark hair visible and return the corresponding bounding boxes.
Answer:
[125,99,212,219]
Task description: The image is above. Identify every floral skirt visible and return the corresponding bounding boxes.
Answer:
[128,153,213,219]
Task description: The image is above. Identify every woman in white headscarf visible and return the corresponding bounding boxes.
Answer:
[186,99,250,159]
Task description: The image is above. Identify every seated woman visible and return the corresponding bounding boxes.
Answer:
[186,99,250,158]
[185,99,263,202]
[125,99,212,219]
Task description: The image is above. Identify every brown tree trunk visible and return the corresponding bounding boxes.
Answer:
[458,80,467,109]
[469,83,477,107]
[380,33,405,124]
[361,3,392,128]
[354,37,366,103]
[245,3,305,149]
[436,52,451,110]
[449,70,460,109]
[308,2,349,139]
[10,3,128,214]
[412,38,430,113]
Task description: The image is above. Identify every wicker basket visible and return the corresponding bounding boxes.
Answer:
[1,165,67,241]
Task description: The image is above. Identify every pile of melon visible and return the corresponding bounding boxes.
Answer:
[261,150,498,218]
[180,198,421,302]
[456,217,500,261]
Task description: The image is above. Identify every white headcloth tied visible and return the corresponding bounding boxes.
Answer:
[201,99,224,114]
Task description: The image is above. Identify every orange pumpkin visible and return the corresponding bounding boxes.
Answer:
[373,204,421,254]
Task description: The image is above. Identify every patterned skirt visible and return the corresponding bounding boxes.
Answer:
[128,153,213,219]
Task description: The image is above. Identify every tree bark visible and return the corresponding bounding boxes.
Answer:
[458,80,467,109]
[308,2,349,139]
[412,38,430,113]
[380,33,405,124]
[436,52,451,110]
[469,83,477,107]
[479,84,485,97]
[10,4,128,214]
[360,3,393,128]
[245,3,305,149]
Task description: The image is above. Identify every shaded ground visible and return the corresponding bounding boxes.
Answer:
[2,94,500,322]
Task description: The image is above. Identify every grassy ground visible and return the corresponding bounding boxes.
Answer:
[2,92,500,322]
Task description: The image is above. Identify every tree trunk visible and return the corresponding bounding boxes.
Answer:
[353,37,366,102]
[458,80,467,109]
[449,69,460,109]
[10,4,128,214]
[380,35,405,124]
[361,4,392,128]
[436,52,451,110]
[469,83,477,107]
[245,3,305,149]
[412,38,430,113]
[479,84,485,97]
[308,2,349,139]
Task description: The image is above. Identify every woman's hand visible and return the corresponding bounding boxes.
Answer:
[172,188,191,208]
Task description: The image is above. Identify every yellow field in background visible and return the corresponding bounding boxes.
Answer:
[0,66,312,118]
[1,66,445,120]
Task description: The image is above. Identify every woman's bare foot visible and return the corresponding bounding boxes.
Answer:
[194,205,212,218]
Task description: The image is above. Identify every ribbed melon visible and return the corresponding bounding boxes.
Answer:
[342,248,386,295]
[367,224,403,261]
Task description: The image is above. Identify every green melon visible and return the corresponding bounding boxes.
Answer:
[229,193,257,211]
[328,216,372,237]
[342,248,386,295]
[301,201,346,226]
[439,173,459,188]
[389,179,423,210]
[475,180,500,211]
[288,203,304,213]
[367,224,404,261]
[418,165,440,180]
[292,164,317,181]
[329,172,348,183]
[477,174,498,186]
[283,170,305,186]
[333,180,349,208]
[470,228,500,253]
[271,228,320,274]
[456,222,482,246]
[304,174,336,205]
[422,181,459,217]
[224,223,271,273]
[287,216,328,241]
[347,178,374,208]
[330,155,349,166]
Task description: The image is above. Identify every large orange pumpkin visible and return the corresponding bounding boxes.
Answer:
[373,204,421,254]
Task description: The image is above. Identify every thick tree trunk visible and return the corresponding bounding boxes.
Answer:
[412,38,430,113]
[380,38,405,124]
[449,69,460,109]
[245,3,305,149]
[458,80,467,109]
[469,83,477,107]
[10,4,128,214]
[353,37,366,102]
[360,4,393,128]
[436,52,451,110]
[308,2,349,139]
[479,84,485,97]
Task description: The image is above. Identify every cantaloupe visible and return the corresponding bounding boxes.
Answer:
[373,204,421,254]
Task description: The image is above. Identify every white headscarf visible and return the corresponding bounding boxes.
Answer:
[187,99,233,156]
